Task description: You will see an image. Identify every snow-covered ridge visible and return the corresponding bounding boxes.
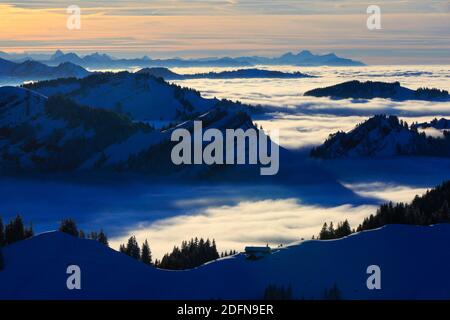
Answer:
[310,115,450,158]
[0,85,259,174]
[304,80,449,101]
[23,72,227,122]
[0,86,154,171]
[1,224,449,299]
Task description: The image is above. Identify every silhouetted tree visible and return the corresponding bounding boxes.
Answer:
[121,236,140,260]
[335,220,352,238]
[59,218,79,237]
[4,215,31,245]
[97,230,109,247]
[159,237,220,270]
[319,222,327,239]
[141,239,152,265]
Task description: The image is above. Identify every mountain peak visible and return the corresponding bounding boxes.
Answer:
[82,52,114,64]
[51,49,64,59]
[298,50,313,56]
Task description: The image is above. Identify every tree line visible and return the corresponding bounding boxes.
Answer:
[318,220,353,240]
[61,218,229,270]
[59,218,109,246]
[318,180,450,240]
[0,215,34,270]
[157,237,220,270]
[118,235,226,270]
[0,214,232,272]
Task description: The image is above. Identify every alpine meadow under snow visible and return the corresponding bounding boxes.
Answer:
[2,225,450,300]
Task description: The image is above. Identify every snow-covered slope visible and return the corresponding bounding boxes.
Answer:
[24,72,221,121]
[311,115,450,158]
[0,86,154,171]
[1,224,449,300]
[304,80,450,101]
[0,86,261,174]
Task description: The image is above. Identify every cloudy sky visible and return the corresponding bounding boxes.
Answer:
[0,0,449,64]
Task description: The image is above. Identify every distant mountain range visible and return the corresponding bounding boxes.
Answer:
[136,67,313,80]
[310,115,450,159]
[304,80,450,101]
[0,57,90,81]
[2,49,365,68]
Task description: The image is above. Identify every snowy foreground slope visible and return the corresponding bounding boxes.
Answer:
[1,224,449,300]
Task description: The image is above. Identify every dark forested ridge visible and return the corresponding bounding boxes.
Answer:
[311,115,450,159]
[137,67,313,80]
[319,180,450,240]
[304,80,449,101]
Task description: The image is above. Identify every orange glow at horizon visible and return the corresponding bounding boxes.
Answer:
[0,4,448,64]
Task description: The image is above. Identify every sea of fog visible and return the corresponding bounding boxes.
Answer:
[171,65,450,149]
[1,65,450,258]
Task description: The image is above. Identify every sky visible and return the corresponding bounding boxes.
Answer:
[0,0,449,64]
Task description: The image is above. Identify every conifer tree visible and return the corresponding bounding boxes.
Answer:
[328,222,335,237]
[141,239,152,265]
[59,218,79,237]
[97,230,109,247]
[319,222,329,240]
[158,237,220,270]
[5,215,25,245]
[124,236,140,260]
